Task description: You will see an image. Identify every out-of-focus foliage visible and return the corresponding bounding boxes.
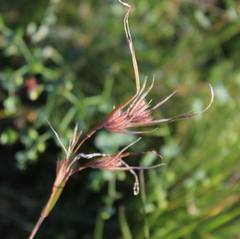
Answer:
[0,0,239,238]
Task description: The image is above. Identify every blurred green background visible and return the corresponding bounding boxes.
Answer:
[0,0,240,238]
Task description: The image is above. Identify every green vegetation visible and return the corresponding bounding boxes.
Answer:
[0,0,239,238]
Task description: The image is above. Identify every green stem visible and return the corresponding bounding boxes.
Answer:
[140,169,150,239]
[28,180,66,239]
[93,210,104,239]
[119,205,132,239]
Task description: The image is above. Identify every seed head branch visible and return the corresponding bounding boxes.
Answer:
[74,0,141,153]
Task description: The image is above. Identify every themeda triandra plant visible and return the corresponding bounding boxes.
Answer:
[28,1,214,238]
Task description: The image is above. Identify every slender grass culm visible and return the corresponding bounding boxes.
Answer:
[28,1,214,238]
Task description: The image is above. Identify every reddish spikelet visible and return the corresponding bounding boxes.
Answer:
[103,79,214,134]
[73,138,164,195]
